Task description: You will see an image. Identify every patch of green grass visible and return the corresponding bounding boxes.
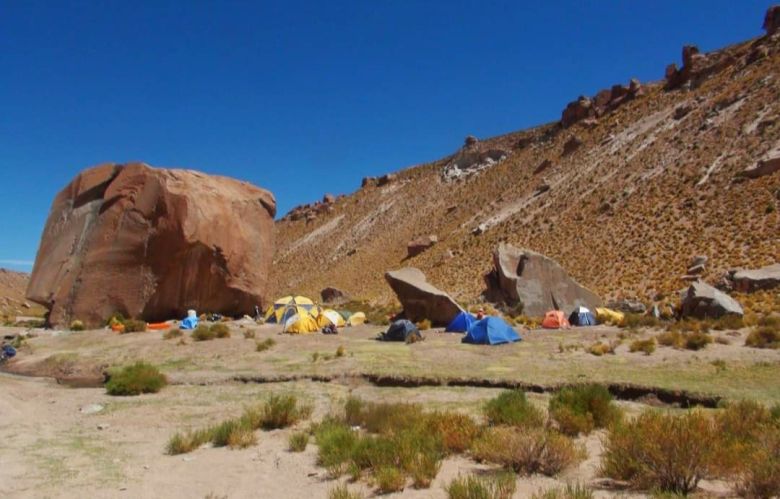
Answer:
[445,472,516,499]
[105,362,167,396]
[549,384,621,436]
[288,431,309,452]
[374,466,405,493]
[484,390,544,428]
[531,483,594,499]
[327,484,364,499]
[256,338,276,351]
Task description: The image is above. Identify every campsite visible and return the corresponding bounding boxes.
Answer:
[2,2,780,498]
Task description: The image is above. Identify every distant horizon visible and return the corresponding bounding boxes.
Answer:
[1,0,771,269]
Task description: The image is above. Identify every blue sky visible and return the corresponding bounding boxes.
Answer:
[0,0,769,271]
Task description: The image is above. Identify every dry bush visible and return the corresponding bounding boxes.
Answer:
[425,411,479,454]
[472,426,584,476]
[684,331,713,351]
[745,325,780,349]
[549,384,621,436]
[256,338,276,351]
[210,323,230,338]
[192,325,215,341]
[69,320,85,331]
[416,319,432,330]
[712,315,744,331]
[122,319,147,333]
[163,328,183,340]
[243,329,256,339]
[587,341,615,356]
[484,390,545,428]
[335,345,346,357]
[622,313,660,329]
[629,338,656,355]
[656,331,684,348]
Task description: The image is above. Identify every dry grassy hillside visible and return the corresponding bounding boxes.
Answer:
[272,30,780,309]
[0,269,44,318]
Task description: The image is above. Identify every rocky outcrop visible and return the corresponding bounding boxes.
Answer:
[442,146,509,182]
[665,44,738,90]
[681,281,743,319]
[764,5,780,35]
[486,243,601,316]
[407,235,438,258]
[739,141,780,179]
[282,193,340,222]
[27,163,276,327]
[606,299,647,315]
[726,264,780,293]
[560,78,643,128]
[385,267,463,325]
[321,286,348,304]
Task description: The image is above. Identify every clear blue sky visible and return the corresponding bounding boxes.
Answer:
[0,0,770,271]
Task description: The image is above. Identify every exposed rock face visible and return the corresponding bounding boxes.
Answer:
[729,264,780,293]
[764,5,780,35]
[407,235,438,258]
[486,243,601,316]
[560,79,643,128]
[740,141,780,178]
[665,44,738,90]
[27,163,276,327]
[442,146,509,182]
[681,281,743,319]
[606,299,647,315]
[377,173,397,187]
[321,286,348,304]
[385,267,463,325]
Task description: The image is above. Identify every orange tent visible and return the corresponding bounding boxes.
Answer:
[541,310,570,329]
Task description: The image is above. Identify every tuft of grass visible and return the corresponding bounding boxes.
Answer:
[225,423,257,449]
[335,345,346,357]
[445,472,516,499]
[163,328,183,340]
[684,331,713,350]
[374,466,405,493]
[69,319,85,331]
[622,313,660,329]
[712,315,744,331]
[344,397,425,434]
[656,330,684,348]
[587,341,616,356]
[472,426,584,476]
[192,325,215,341]
[243,329,256,339]
[315,419,359,477]
[256,338,276,351]
[531,483,594,499]
[416,318,432,331]
[288,431,309,452]
[122,319,147,333]
[166,428,213,455]
[105,362,167,396]
[261,394,313,430]
[425,411,479,454]
[629,338,656,355]
[549,384,621,436]
[745,326,780,349]
[327,484,364,499]
[484,390,545,428]
[210,323,230,338]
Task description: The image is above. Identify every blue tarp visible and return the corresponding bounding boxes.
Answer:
[445,311,477,333]
[463,317,521,345]
[568,306,597,326]
[180,316,199,330]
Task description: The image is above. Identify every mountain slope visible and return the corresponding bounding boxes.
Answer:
[271,19,780,309]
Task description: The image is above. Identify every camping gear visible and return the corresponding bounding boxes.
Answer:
[1,344,17,362]
[180,310,199,330]
[264,296,316,324]
[595,307,625,326]
[283,311,319,334]
[463,316,521,345]
[111,323,126,333]
[568,306,597,326]
[542,310,571,329]
[381,319,422,342]
[147,322,171,330]
[446,311,477,333]
[346,311,366,326]
[317,309,346,328]
[322,324,338,335]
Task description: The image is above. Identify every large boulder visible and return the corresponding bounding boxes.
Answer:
[385,267,463,326]
[730,264,780,293]
[27,163,276,327]
[764,5,780,35]
[488,243,601,316]
[680,281,743,319]
[321,286,348,304]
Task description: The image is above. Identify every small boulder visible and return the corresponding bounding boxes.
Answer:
[464,135,479,147]
[377,174,396,186]
[730,264,780,293]
[323,193,336,204]
[562,136,583,156]
[385,267,463,326]
[321,287,348,304]
[407,235,438,258]
[681,281,743,319]
[690,255,708,268]
[740,142,780,179]
[561,96,594,128]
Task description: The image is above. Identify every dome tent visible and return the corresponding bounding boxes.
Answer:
[445,311,477,333]
[541,310,571,329]
[264,296,315,324]
[568,306,597,326]
[283,311,319,334]
[380,319,422,342]
[462,317,521,345]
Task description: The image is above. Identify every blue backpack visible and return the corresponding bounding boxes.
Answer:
[2,345,16,358]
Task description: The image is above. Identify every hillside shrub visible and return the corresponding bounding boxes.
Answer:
[106,361,167,396]
[484,390,545,428]
[122,319,147,333]
[600,410,718,494]
[192,325,215,341]
[549,384,620,436]
[629,338,656,355]
[445,472,516,499]
[712,315,744,331]
[472,426,584,476]
[587,341,616,356]
[622,313,660,329]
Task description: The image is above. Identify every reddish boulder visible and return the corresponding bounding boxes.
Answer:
[407,235,438,258]
[321,286,349,304]
[561,96,594,128]
[27,163,276,327]
[764,5,780,35]
[385,267,463,326]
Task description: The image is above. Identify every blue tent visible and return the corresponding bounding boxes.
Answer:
[381,319,422,342]
[446,311,477,333]
[568,306,597,326]
[463,317,521,345]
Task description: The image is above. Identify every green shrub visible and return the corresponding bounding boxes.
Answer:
[410,450,441,488]
[288,431,309,452]
[166,428,213,455]
[484,390,545,428]
[69,319,85,331]
[531,483,594,499]
[344,397,425,434]
[622,313,659,329]
[472,426,584,476]
[684,331,713,350]
[629,338,656,355]
[210,323,230,338]
[549,384,620,436]
[243,329,256,339]
[600,410,718,494]
[445,472,516,499]
[374,466,405,493]
[261,394,313,429]
[745,326,780,349]
[425,411,479,454]
[163,328,183,340]
[106,362,167,396]
[192,325,215,341]
[256,338,276,351]
[327,484,364,499]
[315,419,359,476]
[122,319,147,333]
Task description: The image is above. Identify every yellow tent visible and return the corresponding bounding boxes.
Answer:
[346,311,366,326]
[316,309,346,328]
[264,295,315,323]
[595,307,625,326]
[283,311,319,334]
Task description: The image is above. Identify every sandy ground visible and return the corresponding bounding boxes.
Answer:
[0,320,771,498]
